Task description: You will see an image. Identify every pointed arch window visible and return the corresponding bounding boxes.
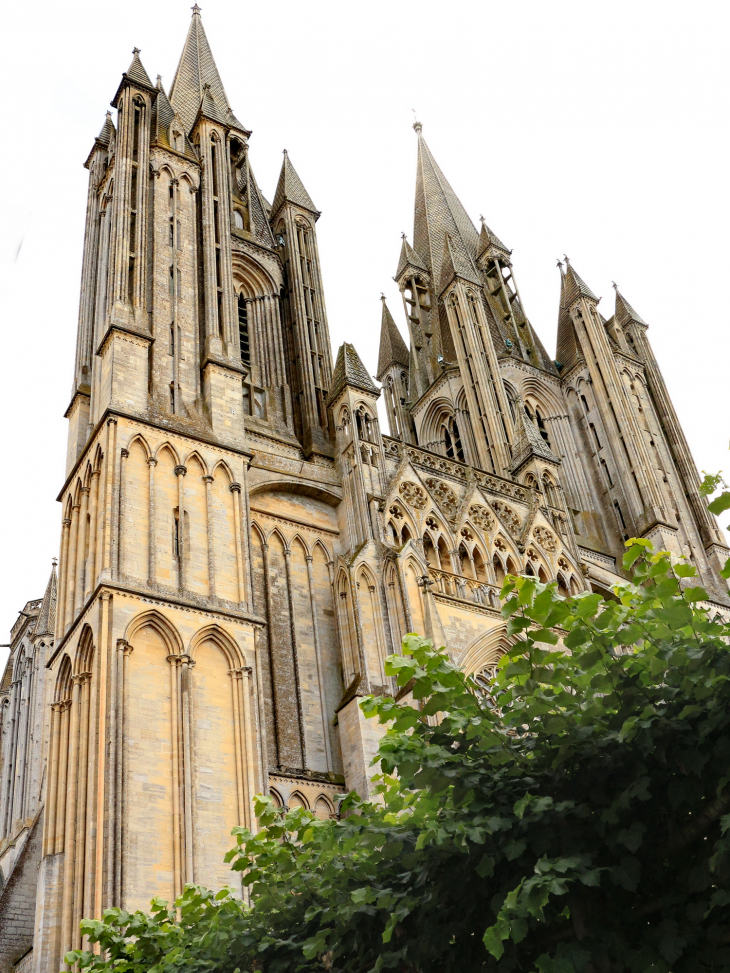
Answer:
[443,416,465,462]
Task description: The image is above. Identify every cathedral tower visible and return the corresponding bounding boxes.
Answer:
[1,18,728,973]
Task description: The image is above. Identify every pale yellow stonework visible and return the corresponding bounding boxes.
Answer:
[0,10,728,973]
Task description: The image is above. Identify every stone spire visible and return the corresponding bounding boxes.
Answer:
[510,402,560,474]
[613,286,648,328]
[169,6,241,134]
[562,256,599,306]
[395,233,428,280]
[35,561,57,639]
[126,47,153,88]
[477,217,510,261]
[555,258,599,369]
[412,122,480,290]
[271,150,319,218]
[377,297,409,379]
[329,342,379,402]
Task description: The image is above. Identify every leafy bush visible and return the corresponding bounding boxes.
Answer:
[68,540,730,973]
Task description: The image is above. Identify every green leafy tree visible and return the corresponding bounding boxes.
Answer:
[68,540,730,973]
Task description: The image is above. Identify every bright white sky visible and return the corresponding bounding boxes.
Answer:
[2,0,729,671]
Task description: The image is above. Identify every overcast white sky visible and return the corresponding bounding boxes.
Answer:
[1,0,729,670]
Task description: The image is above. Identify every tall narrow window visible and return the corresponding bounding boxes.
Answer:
[600,458,613,487]
[173,509,180,555]
[169,323,175,356]
[238,294,250,365]
[589,423,601,450]
[614,500,626,530]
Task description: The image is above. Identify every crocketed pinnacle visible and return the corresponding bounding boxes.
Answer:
[329,342,379,403]
[35,561,57,639]
[271,150,319,217]
[395,234,428,280]
[412,123,480,290]
[126,48,153,88]
[377,298,410,379]
[614,287,647,328]
[170,6,242,134]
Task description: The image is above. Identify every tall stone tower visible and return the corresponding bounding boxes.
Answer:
[1,12,728,973]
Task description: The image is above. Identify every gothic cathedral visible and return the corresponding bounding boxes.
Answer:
[1,9,728,972]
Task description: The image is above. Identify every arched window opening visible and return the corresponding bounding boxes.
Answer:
[423,534,437,567]
[442,416,465,462]
[534,409,551,447]
[401,524,411,544]
[600,458,613,487]
[543,476,560,508]
[589,423,601,450]
[557,574,569,597]
[580,394,590,414]
[458,544,473,578]
[238,293,250,366]
[314,797,333,820]
[437,536,450,570]
[473,548,488,582]
[525,562,534,576]
[493,555,505,585]
[233,210,244,229]
[538,564,548,584]
[570,576,581,595]
[505,556,517,576]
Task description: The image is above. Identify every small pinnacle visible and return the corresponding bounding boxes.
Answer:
[132,47,141,55]
[283,148,288,156]
[380,292,386,302]
[556,258,563,268]
[479,215,486,226]
[191,3,202,15]
[611,281,619,291]
[106,110,112,119]
[156,74,162,88]
[401,231,407,240]
[52,557,58,567]
[563,254,570,265]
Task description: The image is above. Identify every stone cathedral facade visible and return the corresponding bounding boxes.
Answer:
[1,9,728,971]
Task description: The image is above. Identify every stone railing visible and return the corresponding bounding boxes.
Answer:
[427,566,501,609]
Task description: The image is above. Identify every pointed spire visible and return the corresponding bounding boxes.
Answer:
[35,561,57,639]
[329,342,379,403]
[477,216,510,260]
[126,47,153,88]
[412,124,480,289]
[562,256,599,306]
[271,150,319,217]
[555,261,580,370]
[170,6,243,135]
[510,403,560,474]
[440,232,480,291]
[613,285,647,328]
[395,233,428,280]
[377,296,410,378]
[96,111,115,147]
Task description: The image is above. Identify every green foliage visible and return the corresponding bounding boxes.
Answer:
[68,542,730,973]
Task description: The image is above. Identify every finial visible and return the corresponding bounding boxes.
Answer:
[156,74,162,88]
[611,280,619,292]
[412,110,422,135]
[556,258,563,269]
[191,3,202,15]
[106,110,112,120]
[283,148,288,156]
[380,292,386,302]
[563,254,570,265]
[132,47,141,55]
[479,214,486,226]
[52,557,57,567]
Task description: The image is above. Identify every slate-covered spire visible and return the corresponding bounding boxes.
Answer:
[377,297,410,379]
[477,218,510,260]
[170,5,244,134]
[395,233,428,280]
[35,561,57,639]
[562,256,599,306]
[271,150,319,218]
[126,48,153,88]
[412,121,480,290]
[440,232,480,291]
[613,286,647,328]
[329,342,379,402]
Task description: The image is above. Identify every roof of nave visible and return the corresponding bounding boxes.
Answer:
[169,6,247,136]
[614,287,647,328]
[35,562,57,640]
[412,122,481,290]
[329,342,380,402]
[271,151,319,218]
[377,298,410,378]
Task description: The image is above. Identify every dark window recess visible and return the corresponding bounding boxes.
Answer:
[614,500,626,529]
[238,293,250,365]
